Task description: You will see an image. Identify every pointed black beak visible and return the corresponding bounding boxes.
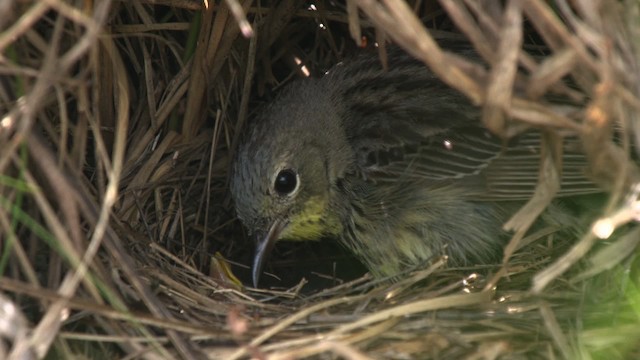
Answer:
[252,219,286,287]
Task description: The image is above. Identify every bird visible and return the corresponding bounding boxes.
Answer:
[230,46,597,287]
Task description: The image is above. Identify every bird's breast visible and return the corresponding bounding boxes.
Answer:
[279,196,343,241]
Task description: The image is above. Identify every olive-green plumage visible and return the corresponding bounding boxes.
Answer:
[231,48,596,287]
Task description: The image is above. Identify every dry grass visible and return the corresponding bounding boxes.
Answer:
[1,0,639,359]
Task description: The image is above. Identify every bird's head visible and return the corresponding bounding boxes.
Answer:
[230,80,353,286]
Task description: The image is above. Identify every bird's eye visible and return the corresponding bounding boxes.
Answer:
[274,169,298,195]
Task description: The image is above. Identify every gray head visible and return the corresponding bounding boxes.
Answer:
[231,79,354,286]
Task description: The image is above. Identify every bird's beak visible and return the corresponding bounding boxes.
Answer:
[252,219,286,287]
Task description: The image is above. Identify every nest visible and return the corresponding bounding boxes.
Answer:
[1,0,640,358]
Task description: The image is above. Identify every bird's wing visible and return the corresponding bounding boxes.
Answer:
[354,126,599,201]
[356,126,501,180]
[327,46,598,200]
[481,132,599,199]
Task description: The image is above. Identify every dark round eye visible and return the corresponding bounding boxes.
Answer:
[274,169,298,195]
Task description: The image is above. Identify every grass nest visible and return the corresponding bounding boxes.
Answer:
[1,0,640,359]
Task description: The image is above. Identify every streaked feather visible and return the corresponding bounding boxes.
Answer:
[323,47,598,202]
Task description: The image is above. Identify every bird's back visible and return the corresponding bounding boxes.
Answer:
[319,48,599,276]
[322,48,599,201]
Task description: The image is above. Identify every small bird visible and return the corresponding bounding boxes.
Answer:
[230,47,596,287]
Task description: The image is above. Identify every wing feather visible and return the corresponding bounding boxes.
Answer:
[325,46,598,200]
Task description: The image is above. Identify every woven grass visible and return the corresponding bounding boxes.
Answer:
[1,1,639,359]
